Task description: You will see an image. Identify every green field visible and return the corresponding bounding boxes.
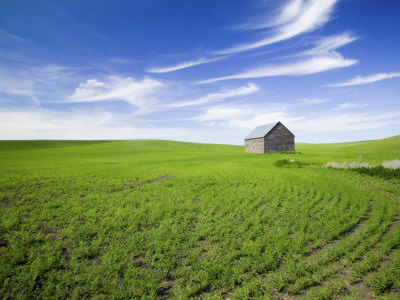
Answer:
[1,137,400,299]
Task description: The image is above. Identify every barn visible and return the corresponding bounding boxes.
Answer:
[244,121,295,153]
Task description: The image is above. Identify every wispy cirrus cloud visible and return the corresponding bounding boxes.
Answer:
[292,111,400,132]
[326,72,400,87]
[109,57,139,64]
[147,56,227,73]
[0,108,209,141]
[143,1,354,82]
[0,63,80,100]
[266,0,304,28]
[167,83,259,108]
[67,77,260,116]
[199,52,357,83]
[216,0,339,54]
[192,103,302,131]
[67,76,165,114]
[300,32,357,55]
[146,1,346,74]
[298,98,327,104]
[0,28,29,43]
[266,32,357,61]
[335,102,368,110]
[192,102,400,136]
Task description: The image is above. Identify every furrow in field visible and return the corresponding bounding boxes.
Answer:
[156,268,175,300]
[109,175,171,193]
[286,203,397,296]
[299,215,400,299]
[366,247,400,296]
[263,197,395,296]
[304,200,373,259]
[347,214,399,277]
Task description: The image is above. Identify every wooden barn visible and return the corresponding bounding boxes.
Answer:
[244,121,295,153]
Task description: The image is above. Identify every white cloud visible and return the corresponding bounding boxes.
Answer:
[65,77,260,115]
[147,56,227,73]
[199,52,357,83]
[327,72,400,87]
[0,108,211,141]
[0,28,28,43]
[292,111,400,132]
[268,0,304,27]
[0,86,38,96]
[31,96,40,105]
[265,33,357,61]
[1,104,400,145]
[190,101,400,142]
[167,83,259,108]
[0,109,113,139]
[192,104,302,131]
[0,64,78,98]
[301,32,357,55]
[298,98,327,104]
[194,105,253,123]
[227,112,302,130]
[335,102,368,110]
[109,57,138,64]
[217,0,338,54]
[67,76,165,114]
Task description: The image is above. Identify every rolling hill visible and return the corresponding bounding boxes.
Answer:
[0,137,399,299]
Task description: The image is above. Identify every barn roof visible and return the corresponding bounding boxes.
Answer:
[245,122,278,140]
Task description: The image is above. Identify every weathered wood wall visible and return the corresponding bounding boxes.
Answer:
[264,124,294,153]
[245,138,264,153]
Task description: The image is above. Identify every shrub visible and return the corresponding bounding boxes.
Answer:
[275,159,306,168]
[353,166,400,180]
[283,151,301,154]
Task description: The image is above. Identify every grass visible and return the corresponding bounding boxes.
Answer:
[275,158,309,168]
[351,166,400,180]
[1,136,400,299]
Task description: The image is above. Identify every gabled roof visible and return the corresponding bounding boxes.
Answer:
[245,122,278,140]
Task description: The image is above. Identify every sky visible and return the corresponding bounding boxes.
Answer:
[0,0,400,144]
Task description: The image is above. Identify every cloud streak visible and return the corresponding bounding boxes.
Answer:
[301,32,357,55]
[167,83,259,108]
[335,102,368,110]
[66,77,261,114]
[67,76,165,114]
[0,28,29,43]
[216,0,338,54]
[109,57,139,64]
[0,108,209,141]
[292,111,400,132]
[192,103,400,135]
[191,103,302,131]
[199,53,357,83]
[147,56,227,73]
[0,63,80,100]
[298,98,327,104]
[327,72,400,87]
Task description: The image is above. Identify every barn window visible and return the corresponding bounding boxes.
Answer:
[277,125,281,129]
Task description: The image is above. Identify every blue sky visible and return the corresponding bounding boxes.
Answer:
[1,0,400,144]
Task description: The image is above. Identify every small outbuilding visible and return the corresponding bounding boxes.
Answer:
[245,121,295,153]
